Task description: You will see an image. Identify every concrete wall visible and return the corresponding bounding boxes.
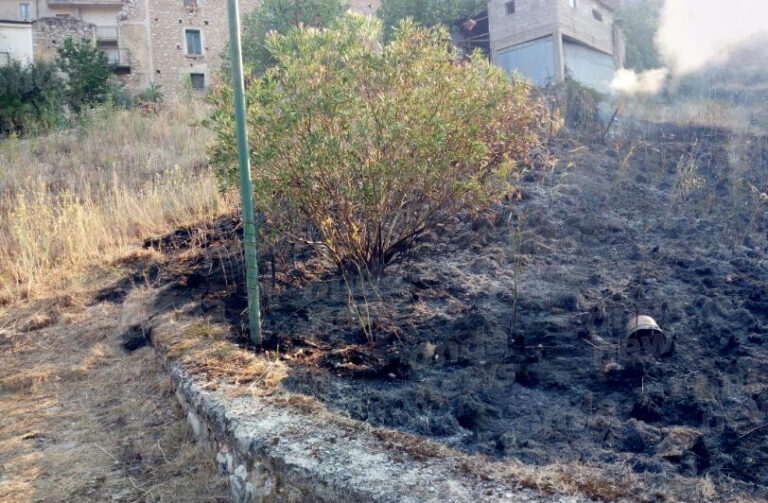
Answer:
[489,0,623,89]
[496,35,555,86]
[555,0,615,56]
[71,8,122,26]
[164,359,564,503]
[489,0,558,57]
[612,20,624,68]
[562,38,615,92]
[0,1,35,21]
[0,0,123,22]
[0,21,33,64]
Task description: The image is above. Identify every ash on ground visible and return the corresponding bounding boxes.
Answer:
[130,125,768,499]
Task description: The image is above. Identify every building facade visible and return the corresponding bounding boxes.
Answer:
[0,19,32,65]
[2,0,618,93]
[467,0,624,92]
[0,0,262,93]
[0,0,381,95]
[127,0,264,95]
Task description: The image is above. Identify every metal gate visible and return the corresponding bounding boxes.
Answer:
[496,36,555,87]
[563,41,616,93]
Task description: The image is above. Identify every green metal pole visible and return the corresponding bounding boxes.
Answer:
[227,0,262,346]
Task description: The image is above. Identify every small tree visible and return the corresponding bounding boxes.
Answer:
[615,0,663,71]
[241,0,347,73]
[378,0,486,40]
[56,38,115,112]
[208,14,545,273]
[0,60,64,135]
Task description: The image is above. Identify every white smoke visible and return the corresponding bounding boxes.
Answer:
[610,67,668,95]
[611,0,768,95]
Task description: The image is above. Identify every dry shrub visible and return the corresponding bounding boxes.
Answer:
[544,77,604,134]
[69,342,117,377]
[0,365,57,394]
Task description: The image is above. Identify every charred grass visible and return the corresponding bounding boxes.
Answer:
[102,123,768,502]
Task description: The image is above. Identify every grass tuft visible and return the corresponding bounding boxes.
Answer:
[0,103,234,302]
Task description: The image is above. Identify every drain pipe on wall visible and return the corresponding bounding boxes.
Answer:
[227,0,262,346]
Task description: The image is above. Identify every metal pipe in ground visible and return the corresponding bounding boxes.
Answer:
[227,0,262,346]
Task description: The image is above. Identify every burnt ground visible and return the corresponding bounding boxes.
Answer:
[104,124,768,500]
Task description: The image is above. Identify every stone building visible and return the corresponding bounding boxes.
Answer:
[0,0,381,95]
[460,0,625,92]
[126,0,263,95]
[0,0,131,65]
[135,0,380,94]
[3,0,619,94]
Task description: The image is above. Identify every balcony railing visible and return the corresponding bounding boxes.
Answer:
[103,48,130,68]
[95,26,118,42]
[48,0,123,5]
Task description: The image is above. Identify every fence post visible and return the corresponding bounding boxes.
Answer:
[226,0,262,346]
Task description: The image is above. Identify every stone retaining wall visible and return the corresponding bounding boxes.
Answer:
[166,361,580,503]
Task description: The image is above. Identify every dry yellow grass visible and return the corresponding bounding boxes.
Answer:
[0,103,235,302]
[0,299,228,503]
[150,315,288,392]
[0,102,234,497]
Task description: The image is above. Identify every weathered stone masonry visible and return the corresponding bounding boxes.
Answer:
[33,17,96,62]
[141,0,261,97]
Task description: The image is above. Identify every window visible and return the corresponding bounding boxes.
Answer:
[185,29,202,56]
[592,8,603,21]
[505,1,515,14]
[19,2,30,20]
[190,73,205,90]
[569,0,576,8]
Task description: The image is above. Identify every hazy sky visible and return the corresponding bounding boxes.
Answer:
[657,0,768,74]
[612,0,768,94]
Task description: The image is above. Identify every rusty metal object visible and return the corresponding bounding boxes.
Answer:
[624,315,672,358]
[627,315,663,337]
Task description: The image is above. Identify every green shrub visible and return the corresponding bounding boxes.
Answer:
[56,38,116,112]
[208,14,544,272]
[241,0,347,74]
[0,60,64,135]
[378,0,486,40]
[135,81,164,104]
[615,0,663,72]
[110,84,134,110]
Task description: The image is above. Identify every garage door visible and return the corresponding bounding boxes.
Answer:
[496,36,555,87]
[563,41,616,93]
